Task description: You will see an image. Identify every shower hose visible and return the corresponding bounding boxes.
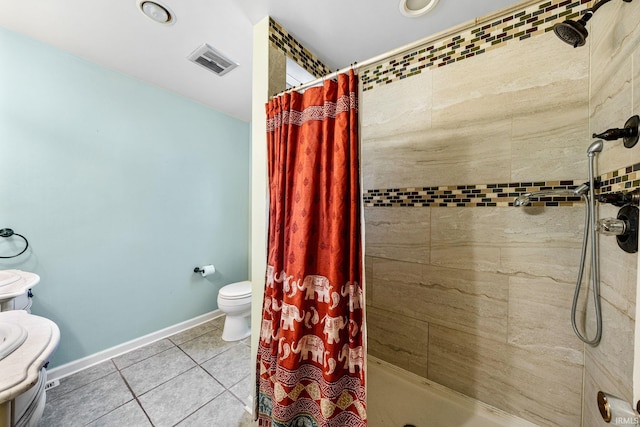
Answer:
[571,151,602,346]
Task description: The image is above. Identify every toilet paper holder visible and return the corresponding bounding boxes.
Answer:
[598,391,639,425]
[193,264,216,277]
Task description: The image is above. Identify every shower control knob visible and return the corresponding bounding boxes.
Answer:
[597,218,627,235]
[592,115,640,148]
[592,128,629,141]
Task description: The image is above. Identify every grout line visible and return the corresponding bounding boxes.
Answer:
[46,359,120,404]
[171,392,220,427]
[113,367,155,427]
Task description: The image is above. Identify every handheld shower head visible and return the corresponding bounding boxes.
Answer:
[588,140,604,155]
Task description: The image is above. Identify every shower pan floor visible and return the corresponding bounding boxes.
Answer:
[367,356,538,427]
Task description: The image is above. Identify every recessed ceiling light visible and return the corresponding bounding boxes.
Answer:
[399,0,439,17]
[139,1,175,25]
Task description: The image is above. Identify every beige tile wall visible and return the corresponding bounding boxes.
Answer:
[365,206,586,426]
[362,1,640,426]
[362,34,589,191]
[584,1,640,426]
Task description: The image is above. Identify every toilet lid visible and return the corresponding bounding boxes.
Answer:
[219,281,252,299]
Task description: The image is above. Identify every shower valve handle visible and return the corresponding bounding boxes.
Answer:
[592,115,640,148]
[592,128,632,141]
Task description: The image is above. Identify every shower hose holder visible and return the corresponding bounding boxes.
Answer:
[593,115,640,148]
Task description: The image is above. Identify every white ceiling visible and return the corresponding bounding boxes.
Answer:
[0,0,525,122]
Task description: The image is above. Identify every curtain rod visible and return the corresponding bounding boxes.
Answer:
[272,0,542,98]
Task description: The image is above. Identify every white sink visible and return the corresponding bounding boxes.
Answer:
[0,271,19,288]
[0,322,27,361]
[0,270,39,308]
[0,311,59,427]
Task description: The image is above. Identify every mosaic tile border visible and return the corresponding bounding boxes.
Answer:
[360,0,591,91]
[269,18,332,80]
[364,163,640,208]
[364,180,583,207]
[600,162,640,193]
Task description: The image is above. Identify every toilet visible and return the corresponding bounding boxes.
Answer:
[216,281,252,341]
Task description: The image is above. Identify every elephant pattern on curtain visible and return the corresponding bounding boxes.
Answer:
[256,70,366,427]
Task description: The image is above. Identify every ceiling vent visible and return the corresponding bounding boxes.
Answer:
[188,44,238,76]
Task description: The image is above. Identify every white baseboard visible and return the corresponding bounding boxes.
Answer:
[245,394,253,414]
[46,310,223,382]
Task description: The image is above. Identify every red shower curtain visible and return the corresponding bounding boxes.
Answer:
[256,70,366,427]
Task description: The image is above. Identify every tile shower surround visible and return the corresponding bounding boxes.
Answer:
[361,0,592,91]
[269,0,593,96]
[357,0,639,425]
[364,161,640,208]
[268,0,592,89]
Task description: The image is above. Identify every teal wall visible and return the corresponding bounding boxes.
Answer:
[0,27,250,367]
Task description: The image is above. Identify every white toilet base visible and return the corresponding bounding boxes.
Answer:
[221,314,251,341]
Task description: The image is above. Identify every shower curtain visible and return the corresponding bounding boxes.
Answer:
[256,70,366,427]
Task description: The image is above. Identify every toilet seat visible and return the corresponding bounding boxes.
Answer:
[219,281,251,300]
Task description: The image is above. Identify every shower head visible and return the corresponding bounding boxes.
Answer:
[514,186,587,207]
[553,0,632,48]
[514,195,532,207]
[553,15,591,48]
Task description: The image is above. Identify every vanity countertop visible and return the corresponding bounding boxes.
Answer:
[0,310,59,403]
[0,270,39,301]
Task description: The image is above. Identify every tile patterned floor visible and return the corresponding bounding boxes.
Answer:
[39,316,255,427]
